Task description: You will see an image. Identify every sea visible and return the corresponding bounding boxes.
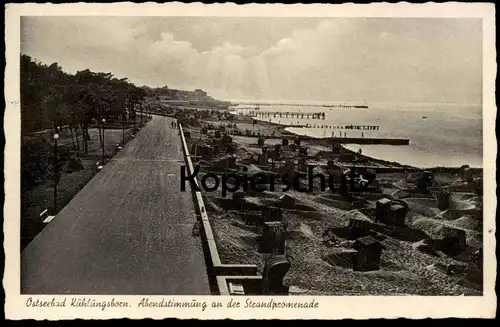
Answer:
[229,100,483,169]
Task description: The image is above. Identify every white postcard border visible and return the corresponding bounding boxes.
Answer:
[4,2,497,320]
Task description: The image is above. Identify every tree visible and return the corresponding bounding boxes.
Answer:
[20,55,150,138]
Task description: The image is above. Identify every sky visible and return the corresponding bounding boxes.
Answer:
[21,17,482,103]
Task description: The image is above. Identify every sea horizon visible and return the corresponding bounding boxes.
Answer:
[231,101,483,169]
[225,99,482,107]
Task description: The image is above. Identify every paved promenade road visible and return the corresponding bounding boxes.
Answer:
[21,115,211,295]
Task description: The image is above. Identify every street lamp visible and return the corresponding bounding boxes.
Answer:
[53,133,59,213]
[140,99,143,126]
[101,118,106,164]
[122,102,125,145]
[132,102,136,132]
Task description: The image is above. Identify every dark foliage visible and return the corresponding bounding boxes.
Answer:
[21,54,146,135]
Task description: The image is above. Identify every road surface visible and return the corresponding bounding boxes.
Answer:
[21,115,211,295]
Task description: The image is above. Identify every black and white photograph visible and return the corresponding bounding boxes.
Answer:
[4,2,496,320]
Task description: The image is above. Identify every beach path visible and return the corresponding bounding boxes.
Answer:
[21,115,211,295]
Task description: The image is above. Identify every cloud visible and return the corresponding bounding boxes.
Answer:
[21,17,482,103]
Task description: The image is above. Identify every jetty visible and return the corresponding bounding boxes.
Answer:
[337,125,379,130]
[250,118,380,130]
[232,102,368,109]
[238,134,410,145]
[245,114,380,131]
[329,137,409,145]
[301,124,380,130]
[233,110,406,145]
[248,111,326,120]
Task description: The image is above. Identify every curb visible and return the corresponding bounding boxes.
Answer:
[178,124,259,295]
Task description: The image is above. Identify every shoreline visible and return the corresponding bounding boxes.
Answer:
[173,104,483,296]
[251,116,482,174]
[234,104,482,171]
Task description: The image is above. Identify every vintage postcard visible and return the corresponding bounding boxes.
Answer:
[4,2,497,320]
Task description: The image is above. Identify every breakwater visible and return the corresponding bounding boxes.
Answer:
[249,111,326,120]
[239,133,410,146]
[232,102,368,108]
[330,137,410,145]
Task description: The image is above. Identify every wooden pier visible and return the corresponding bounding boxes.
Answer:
[241,112,379,130]
[330,137,409,145]
[248,111,326,120]
[339,125,379,130]
[304,124,380,130]
[232,102,368,109]
[247,117,380,130]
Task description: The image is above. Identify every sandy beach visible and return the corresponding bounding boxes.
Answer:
[155,103,483,296]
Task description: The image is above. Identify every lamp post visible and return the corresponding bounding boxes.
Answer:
[101,118,106,164]
[53,132,59,213]
[122,101,125,145]
[122,112,125,145]
[140,99,143,126]
[132,102,136,132]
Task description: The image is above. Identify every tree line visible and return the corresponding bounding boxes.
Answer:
[21,54,146,150]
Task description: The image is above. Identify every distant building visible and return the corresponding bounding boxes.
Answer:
[193,89,208,102]
[149,86,222,107]
[194,88,207,97]
[167,89,189,100]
